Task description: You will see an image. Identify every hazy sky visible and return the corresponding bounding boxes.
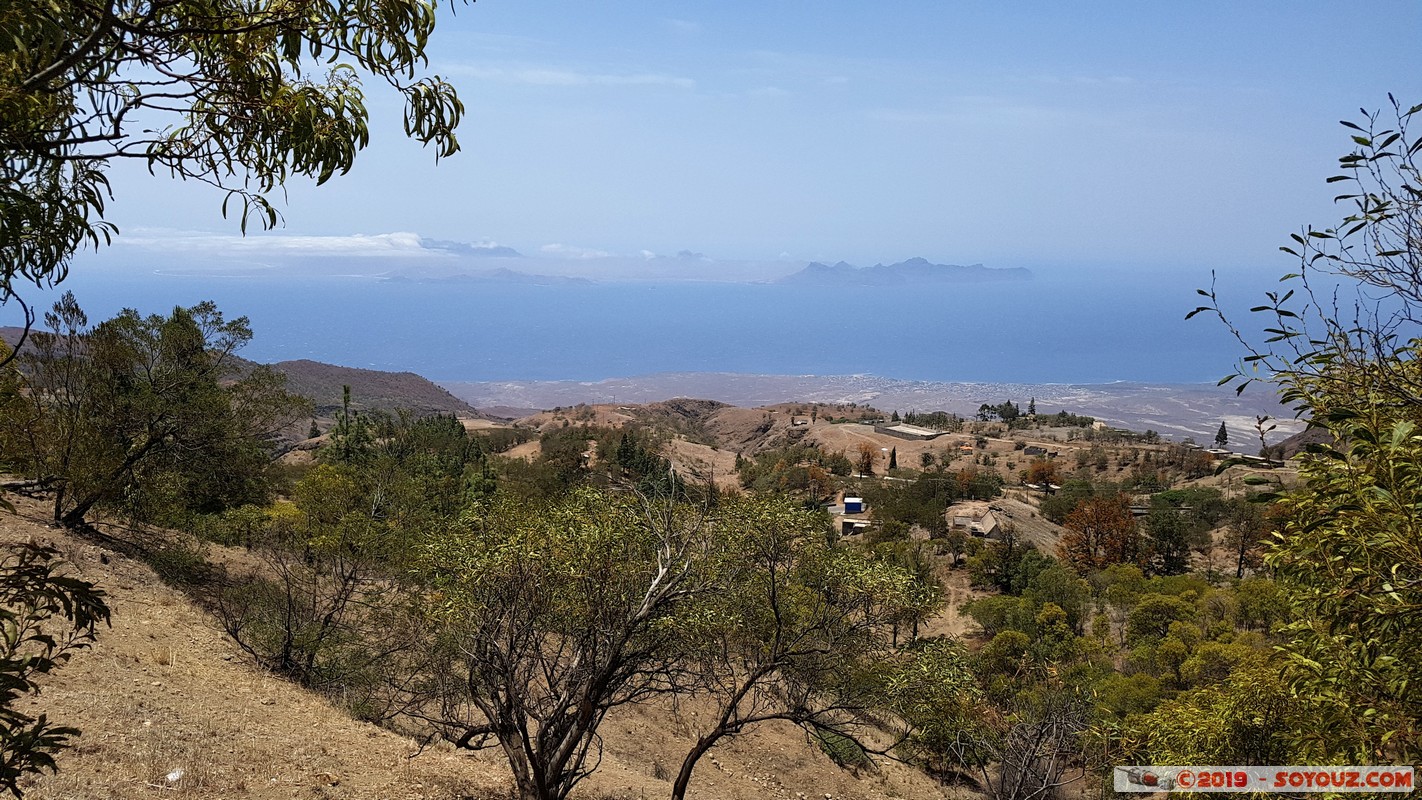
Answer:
[95,1,1422,273]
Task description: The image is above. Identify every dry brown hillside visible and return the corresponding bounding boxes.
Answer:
[1,497,505,800]
[2,497,964,800]
[514,400,886,458]
[267,359,479,417]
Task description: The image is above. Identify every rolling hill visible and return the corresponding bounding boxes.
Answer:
[265,358,477,416]
[1,327,478,418]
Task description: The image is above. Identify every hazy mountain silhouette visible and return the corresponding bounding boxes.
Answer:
[778,257,1031,285]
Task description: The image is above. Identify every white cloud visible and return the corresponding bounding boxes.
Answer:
[540,243,612,259]
[117,229,443,258]
[445,63,694,89]
[665,18,701,34]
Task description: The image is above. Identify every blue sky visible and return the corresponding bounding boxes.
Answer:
[95,1,1422,274]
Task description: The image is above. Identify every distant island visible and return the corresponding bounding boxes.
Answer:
[380,267,593,286]
[777,257,1032,286]
[419,237,523,258]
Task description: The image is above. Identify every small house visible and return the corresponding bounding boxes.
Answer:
[840,519,871,537]
[873,423,943,441]
[948,505,1001,538]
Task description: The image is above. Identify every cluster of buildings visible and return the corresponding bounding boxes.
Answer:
[828,493,1006,540]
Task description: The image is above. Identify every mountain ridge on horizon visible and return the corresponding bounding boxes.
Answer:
[777,256,1032,286]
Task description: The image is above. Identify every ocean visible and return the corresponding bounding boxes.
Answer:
[7,265,1273,386]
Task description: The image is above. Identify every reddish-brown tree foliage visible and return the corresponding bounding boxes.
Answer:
[856,442,877,476]
[1058,493,1142,573]
[1026,459,1058,486]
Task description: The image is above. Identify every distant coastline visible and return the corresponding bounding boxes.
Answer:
[11,267,1275,404]
[441,371,1300,445]
[3,310,1297,443]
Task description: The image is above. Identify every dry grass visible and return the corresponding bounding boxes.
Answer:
[0,493,968,800]
[0,496,510,800]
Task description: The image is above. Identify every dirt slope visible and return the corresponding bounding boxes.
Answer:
[2,498,964,800]
[2,498,507,800]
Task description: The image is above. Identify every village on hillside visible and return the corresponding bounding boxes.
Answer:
[0,316,1315,799]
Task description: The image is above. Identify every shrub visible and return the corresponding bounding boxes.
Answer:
[0,543,111,796]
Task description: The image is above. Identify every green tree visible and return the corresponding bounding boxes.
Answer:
[942,528,970,568]
[885,639,982,781]
[212,410,491,712]
[668,496,935,800]
[1222,496,1272,579]
[966,527,1037,594]
[1233,577,1286,632]
[1129,662,1308,767]
[214,466,417,696]
[417,489,722,800]
[888,446,898,470]
[1022,563,1092,634]
[864,468,961,534]
[609,430,683,497]
[1142,501,1206,576]
[1125,595,1196,646]
[909,686,1097,800]
[324,385,375,466]
[1194,98,1422,761]
[4,294,306,527]
[2,1,468,310]
[1214,421,1229,449]
[998,400,1020,424]
[1039,478,1093,524]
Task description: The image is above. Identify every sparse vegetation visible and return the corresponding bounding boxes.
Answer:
[0,543,110,797]
[2,28,1414,797]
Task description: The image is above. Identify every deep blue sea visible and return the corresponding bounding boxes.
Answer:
[6,266,1276,385]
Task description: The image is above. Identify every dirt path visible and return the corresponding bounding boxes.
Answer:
[918,567,988,640]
